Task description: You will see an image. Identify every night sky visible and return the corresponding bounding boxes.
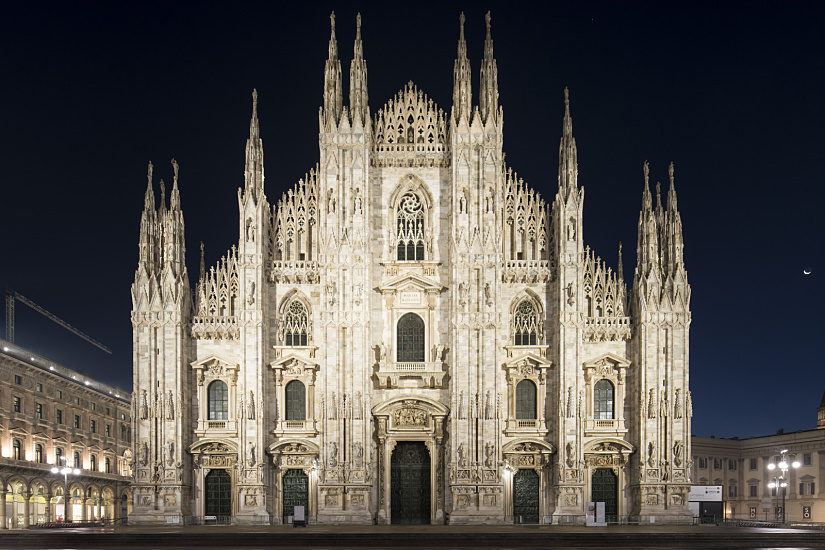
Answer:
[1,2,823,439]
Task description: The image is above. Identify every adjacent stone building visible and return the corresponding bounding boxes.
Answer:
[691,395,825,523]
[0,339,132,527]
[130,13,693,525]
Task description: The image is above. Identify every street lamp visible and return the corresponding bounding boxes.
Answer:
[767,449,800,524]
[50,457,80,523]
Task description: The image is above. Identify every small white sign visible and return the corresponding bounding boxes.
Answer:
[689,485,722,502]
[400,291,421,305]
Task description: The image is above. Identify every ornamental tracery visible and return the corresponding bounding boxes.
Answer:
[396,192,425,261]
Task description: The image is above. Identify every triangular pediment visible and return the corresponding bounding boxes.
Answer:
[503,351,552,369]
[190,354,239,370]
[378,272,443,294]
[270,352,319,370]
[10,427,30,437]
[52,437,69,445]
[583,352,631,369]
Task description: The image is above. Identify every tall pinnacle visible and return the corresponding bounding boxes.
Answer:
[452,12,472,123]
[323,11,343,126]
[244,89,264,196]
[144,161,155,211]
[479,11,499,124]
[557,88,578,200]
[170,158,180,210]
[349,13,369,125]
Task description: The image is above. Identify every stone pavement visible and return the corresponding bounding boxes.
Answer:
[0,524,824,549]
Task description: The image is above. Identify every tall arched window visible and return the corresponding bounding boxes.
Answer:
[90,454,97,472]
[55,447,63,465]
[516,379,537,419]
[35,444,43,463]
[73,451,81,468]
[397,313,425,362]
[396,192,425,261]
[594,379,614,420]
[208,380,229,421]
[285,380,306,421]
[284,301,309,346]
[514,300,538,345]
[12,439,21,460]
[105,457,111,473]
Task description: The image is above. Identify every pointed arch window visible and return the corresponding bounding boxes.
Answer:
[208,380,229,421]
[285,380,306,421]
[516,380,537,420]
[513,300,538,345]
[284,300,309,346]
[594,379,614,420]
[396,192,425,261]
[397,313,425,362]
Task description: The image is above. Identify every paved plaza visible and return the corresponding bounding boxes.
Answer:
[0,523,824,549]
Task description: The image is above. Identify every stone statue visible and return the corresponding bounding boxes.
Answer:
[247,391,255,419]
[166,391,174,420]
[457,443,467,468]
[247,441,256,467]
[328,442,338,468]
[166,441,174,467]
[139,442,148,466]
[673,440,684,467]
[140,390,148,420]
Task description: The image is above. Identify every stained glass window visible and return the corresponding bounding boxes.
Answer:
[284,301,309,346]
[208,380,229,420]
[594,379,614,419]
[285,380,306,421]
[396,192,425,261]
[516,379,537,419]
[397,313,425,362]
[514,300,538,345]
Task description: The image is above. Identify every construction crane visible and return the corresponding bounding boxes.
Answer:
[3,289,112,354]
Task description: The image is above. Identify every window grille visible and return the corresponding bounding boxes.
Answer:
[513,301,538,345]
[396,192,425,261]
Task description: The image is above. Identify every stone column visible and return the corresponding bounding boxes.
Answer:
[45,494,53,523]
[80,497,87,522]
[65,491,72,523]
[0,490,6,529]
[22,492,31,529]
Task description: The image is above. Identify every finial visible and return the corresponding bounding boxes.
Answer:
[171,158,179,182]
[356,13,361,39]
[485,11,491,38]
[330,11,335,33]
[459,12,465,39]
[669,161,675,184]
[199,242,205,281]
[147,161,153,184]
[159,179,166,205]
[643,160,649,185]
[564,87,570,112]
[252,88,258,113]
[655,181,662,207]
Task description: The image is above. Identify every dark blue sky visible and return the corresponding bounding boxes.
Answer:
[1,1,823,438]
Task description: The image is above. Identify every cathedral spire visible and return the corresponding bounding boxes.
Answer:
[452,12,472,124]
[243,89,264,198]
[478,11,498,124]
[170,158,180,211]
[618,241,624,284]
[199,241,205,283]
[558,88,579,201]
[665,161,685,276]
[349,13,369,127]
[636,160,659,280]
[323,11,343,127]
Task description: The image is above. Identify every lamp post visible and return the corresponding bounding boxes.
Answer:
[50,457,80,523]
[767,449,800,524]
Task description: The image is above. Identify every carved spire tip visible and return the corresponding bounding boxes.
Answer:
[486,11,491,36]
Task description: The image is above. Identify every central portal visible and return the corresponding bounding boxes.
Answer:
[204,469,231,520]
[591,468,618,522]
[391,441,431,524]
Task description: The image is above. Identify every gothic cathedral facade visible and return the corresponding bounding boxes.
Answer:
[130,13,693,525]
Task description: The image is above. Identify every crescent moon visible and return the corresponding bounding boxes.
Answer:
[803,270,811,275]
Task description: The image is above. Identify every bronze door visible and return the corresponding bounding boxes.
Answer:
[391,441,430,524]
[204,469,231,521]
[513,468,539,523]
[591,468,618,522]
[282,469,309,523]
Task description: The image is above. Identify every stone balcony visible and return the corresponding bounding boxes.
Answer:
[583,417,627,437]
[273,419,318,438]
[374,361,446,389]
